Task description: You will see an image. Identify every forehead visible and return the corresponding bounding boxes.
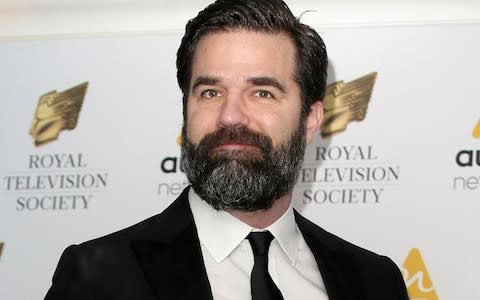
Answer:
[190,30,297,85]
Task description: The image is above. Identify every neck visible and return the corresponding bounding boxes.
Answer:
[227,192,292,229]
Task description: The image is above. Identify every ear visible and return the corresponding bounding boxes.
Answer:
[305,101,323,145]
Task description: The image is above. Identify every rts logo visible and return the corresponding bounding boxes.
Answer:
[321,72,377,137]
[401,248,438,300]
[30,82,88,146]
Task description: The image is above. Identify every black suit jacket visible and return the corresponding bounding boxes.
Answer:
[45,187,409,300]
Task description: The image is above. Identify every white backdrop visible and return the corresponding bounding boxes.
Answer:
[1,24,479,299]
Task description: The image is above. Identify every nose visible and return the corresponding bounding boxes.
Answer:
[216,93,249,128]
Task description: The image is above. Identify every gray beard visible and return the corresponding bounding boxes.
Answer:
[180,122,306,211]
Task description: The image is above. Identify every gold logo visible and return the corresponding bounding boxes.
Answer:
[320,72,377,138]
[473,118,480,139]
[401,248,439,300]
[0,242,4,261]
[29,82,89,146]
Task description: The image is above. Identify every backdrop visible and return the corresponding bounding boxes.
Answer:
[1,23,479,299]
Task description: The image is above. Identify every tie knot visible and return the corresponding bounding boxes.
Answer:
[247,231,274,256]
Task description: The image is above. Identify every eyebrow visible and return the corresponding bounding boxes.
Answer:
[191,76,220,93]
[248,76,286,93]
[190,75,287,94]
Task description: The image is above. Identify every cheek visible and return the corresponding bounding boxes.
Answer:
[186,108,217,144]
[257,110,301,144]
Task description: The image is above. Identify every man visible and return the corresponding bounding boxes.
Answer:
[45,0,409,299]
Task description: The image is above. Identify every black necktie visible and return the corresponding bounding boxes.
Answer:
[247,231,284,300]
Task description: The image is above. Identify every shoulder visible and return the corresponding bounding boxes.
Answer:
[295,210,385,259]
[295,211,408,298]
[63,188,192,262]
[46,189,193,297]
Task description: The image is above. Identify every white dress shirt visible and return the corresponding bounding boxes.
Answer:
[188,189,329,300]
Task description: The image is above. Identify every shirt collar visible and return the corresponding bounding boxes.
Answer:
[188,188,298,264]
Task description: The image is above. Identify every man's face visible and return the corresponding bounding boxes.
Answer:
[186,30,303,149]
[181,30,321,211]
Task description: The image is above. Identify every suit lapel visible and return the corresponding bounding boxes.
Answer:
[131,188,213,300]
[295,211,366,300]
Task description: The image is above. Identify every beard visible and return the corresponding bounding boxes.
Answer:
[181,121,306,212]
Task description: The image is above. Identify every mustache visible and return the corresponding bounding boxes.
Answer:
[196,126,273,155]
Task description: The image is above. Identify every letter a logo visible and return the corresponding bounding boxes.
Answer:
[401,248,438,300]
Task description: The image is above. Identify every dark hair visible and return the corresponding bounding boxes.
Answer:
[176,0,328,119]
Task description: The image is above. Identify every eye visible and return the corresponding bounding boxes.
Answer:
[255,90,273,99]
[201,89,221,99]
